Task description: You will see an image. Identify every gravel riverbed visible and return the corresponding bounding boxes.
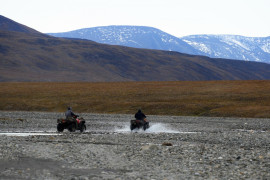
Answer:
[0,111,269,180]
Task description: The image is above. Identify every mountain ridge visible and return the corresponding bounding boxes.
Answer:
[48,25,270,63]
[182,34,270,63]
[2,15,270,82]
[48,25,203,55]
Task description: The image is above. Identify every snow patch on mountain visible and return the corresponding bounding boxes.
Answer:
[182,35,270,63]
[262,44,270,53]
[183,39,211,54]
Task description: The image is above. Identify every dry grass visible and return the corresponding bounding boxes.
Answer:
[1,80,270,118]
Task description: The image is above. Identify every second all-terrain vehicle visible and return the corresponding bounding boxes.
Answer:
[130,119,150,131]
[57,115,86,132]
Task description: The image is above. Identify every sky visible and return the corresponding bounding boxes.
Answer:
[1,0,270,37]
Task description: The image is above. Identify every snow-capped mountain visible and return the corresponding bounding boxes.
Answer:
[48,26,202,55]
[48,25,270,63]
[181,35,270,63]
[3,12,270,82]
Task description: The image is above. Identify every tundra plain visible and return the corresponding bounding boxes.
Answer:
[1,80,270,118]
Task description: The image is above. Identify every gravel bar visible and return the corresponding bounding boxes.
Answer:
[0,111,269,180]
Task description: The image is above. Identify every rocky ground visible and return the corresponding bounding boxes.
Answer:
[0,111,269,180]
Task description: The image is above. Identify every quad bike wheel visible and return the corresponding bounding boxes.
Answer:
[130,124,136,131]
[143,122,149,131]
[130,120,138,131]
[68,123,76,132]
[57,124,64,132]
[80,124,86,133]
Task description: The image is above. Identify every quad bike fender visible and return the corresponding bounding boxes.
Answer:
[130,120,137,125]
[130,119,143,124]
[76,118,85,125]
[57,118,66,123]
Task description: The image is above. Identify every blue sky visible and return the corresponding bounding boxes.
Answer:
[1,0,270,37]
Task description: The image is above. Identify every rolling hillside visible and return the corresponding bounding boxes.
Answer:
[1,15,270,82]
[0,15,41,34]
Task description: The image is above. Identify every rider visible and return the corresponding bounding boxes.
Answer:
[65,107,77,120]
[135,109,147,122]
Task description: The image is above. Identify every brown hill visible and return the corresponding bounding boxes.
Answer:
[0,15,40,34]
[1,15,270,82]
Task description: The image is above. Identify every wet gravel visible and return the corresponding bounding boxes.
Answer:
[0,111,269,180]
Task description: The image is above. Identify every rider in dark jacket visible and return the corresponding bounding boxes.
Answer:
[65,107,76,120]
[135,109,146,121]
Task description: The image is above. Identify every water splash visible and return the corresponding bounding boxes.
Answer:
[115,123,181,134]
[145,123,180,133]
[115,124,131,133]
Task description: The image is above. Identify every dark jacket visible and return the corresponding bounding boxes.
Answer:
[65,109,76,119]
[135,110,146,120]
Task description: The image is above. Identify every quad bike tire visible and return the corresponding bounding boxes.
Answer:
[143,122,149,131]
[68,123,76,132]
[57,124,64,132]
[80,124,86,133]
[130,124,136,131]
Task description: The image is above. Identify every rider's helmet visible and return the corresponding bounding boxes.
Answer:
[68,107,72,110]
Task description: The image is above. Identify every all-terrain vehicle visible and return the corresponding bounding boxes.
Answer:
[57,115,86,132]
[130,119,150,131]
